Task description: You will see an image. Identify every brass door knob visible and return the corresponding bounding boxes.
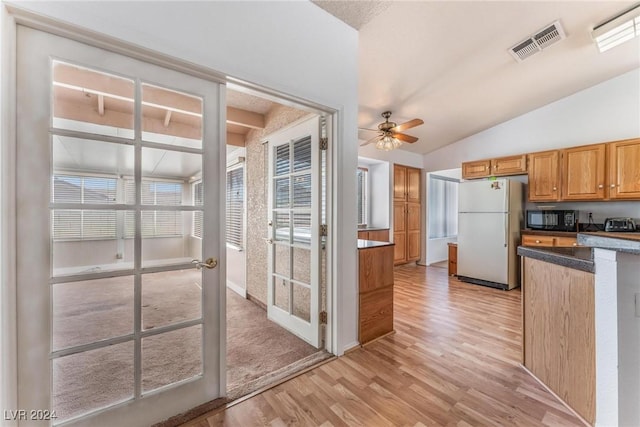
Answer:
[191,257,218,270]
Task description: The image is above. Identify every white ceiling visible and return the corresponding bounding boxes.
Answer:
[314,1,640,154]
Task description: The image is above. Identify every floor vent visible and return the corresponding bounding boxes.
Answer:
[509,20,566,63]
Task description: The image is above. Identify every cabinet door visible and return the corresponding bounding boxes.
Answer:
[528,150,560,201]
[357,230,369,240]
[608,138,640,200]
[407,167,421,203]
[491,154,527,176]
[393,202,406,264]
[462,159,491,179]
[561,144,606,200]
[406,203,421,261]
[394,165,407,201]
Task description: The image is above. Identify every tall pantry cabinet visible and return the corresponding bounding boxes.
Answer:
[393,164,421,265]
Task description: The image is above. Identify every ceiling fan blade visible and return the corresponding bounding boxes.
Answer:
[360,135,381,147]
[391,118,424,133]
[358,127,380,132]
[393,132,418,143]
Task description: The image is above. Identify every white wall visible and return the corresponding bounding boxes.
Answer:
[423,68,640,172]
[4,1,358,356]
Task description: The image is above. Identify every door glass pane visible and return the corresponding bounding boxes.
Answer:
[141,148,201,204]
[293,136,312,172]
[293,174,311,207]
[274,244,290,277]
[53,277,134,351]
[292,282,311,322]
[293,212,311,246]
[52,209,132,277]
[273,277,290,312]
[292,247,310,284]
[274,212,290,243]
[275,144,290,176]
[142,325,202,393]
[141,83,202,149]
[274,177,290,208]
[141,211,195,268]
[53,341,134,422]
[142,270,202,330]
[52,137,134,202]
[52,61,134,138]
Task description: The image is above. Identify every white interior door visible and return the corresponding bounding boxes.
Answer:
[267,116,322,348]
[16,26,224,426]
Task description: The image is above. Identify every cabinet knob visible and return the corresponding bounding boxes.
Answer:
[552,187,557,191]
[535,240,541,244]
[598,184,604,189]
[573,243,577,246]
[610,184,616,188]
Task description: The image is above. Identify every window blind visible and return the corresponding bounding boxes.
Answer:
[226,167,244,248]
[356,168,368,226]
[193,181,203,238]
[52,175,117,240]
[124,179,183,238]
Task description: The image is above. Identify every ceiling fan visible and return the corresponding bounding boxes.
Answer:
[359,111,424,151]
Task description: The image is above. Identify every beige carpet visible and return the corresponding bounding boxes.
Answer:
[52,270,326,422]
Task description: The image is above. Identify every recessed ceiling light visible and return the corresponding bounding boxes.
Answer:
[592,4,640,53]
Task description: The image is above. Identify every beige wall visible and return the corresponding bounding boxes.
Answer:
[245,105,309,305]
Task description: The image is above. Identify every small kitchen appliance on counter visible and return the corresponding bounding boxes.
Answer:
[604,217,637,232]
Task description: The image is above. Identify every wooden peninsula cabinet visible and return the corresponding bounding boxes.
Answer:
[393,164,421,265]
[358,241,394,345]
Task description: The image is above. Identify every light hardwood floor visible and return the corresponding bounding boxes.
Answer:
[183,264,583,426]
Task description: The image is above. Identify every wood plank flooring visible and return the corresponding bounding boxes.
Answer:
[183,264,584,426]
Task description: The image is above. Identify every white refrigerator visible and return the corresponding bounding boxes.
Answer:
[457,178,523,290]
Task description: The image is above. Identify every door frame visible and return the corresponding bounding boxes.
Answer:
[1,6,338,423]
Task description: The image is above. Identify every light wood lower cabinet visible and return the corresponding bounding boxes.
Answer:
[522,257,595,424]
[357,229,389,242]
[358,244,394,344]
[521,234,578,247]
[448,243,457,276]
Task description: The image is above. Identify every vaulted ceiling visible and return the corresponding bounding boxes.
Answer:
[313,1,640,154]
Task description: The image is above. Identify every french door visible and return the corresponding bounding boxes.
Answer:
[16,26,224,426]
[267,116,322,348]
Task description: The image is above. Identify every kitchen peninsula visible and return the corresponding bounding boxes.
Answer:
[518,233,640,426]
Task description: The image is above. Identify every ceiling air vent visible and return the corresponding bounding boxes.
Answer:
[509,20,566,63]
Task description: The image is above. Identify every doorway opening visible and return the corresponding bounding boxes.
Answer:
[223,88,332,401]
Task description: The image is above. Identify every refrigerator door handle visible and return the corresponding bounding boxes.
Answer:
[504,214,509,247]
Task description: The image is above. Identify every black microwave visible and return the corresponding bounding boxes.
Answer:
[526,210,578,232]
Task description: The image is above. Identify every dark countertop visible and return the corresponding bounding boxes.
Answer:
[577,232,640,254]
[358,227,389,232]
[357,239,394,249]
[517,246,595,273]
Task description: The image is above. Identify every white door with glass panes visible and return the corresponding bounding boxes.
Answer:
[267,116,322,348]
[15,26,224,426]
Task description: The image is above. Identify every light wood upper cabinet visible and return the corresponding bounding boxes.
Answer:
[528,150,560,202]
[462,159,491,179]
[491,154,527,176]
[393,165,407,201]
[561,144,606,200]
[608,138,640,200]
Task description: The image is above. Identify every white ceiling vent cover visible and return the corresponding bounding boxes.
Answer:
[509,20,567,63]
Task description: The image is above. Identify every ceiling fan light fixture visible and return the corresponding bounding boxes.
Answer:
[376,134,401,151]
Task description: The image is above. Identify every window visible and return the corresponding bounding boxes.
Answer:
[124,179,183,238]
[428,175,459,239]
[226,167,244,249]
[357,167,368,226]
[192,181,203,239]
[52,175,117,240]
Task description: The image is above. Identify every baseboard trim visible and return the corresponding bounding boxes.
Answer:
[246,293,267,310]
[361,330,395,347]
[519,364,591,427]
[226,280,246,298]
